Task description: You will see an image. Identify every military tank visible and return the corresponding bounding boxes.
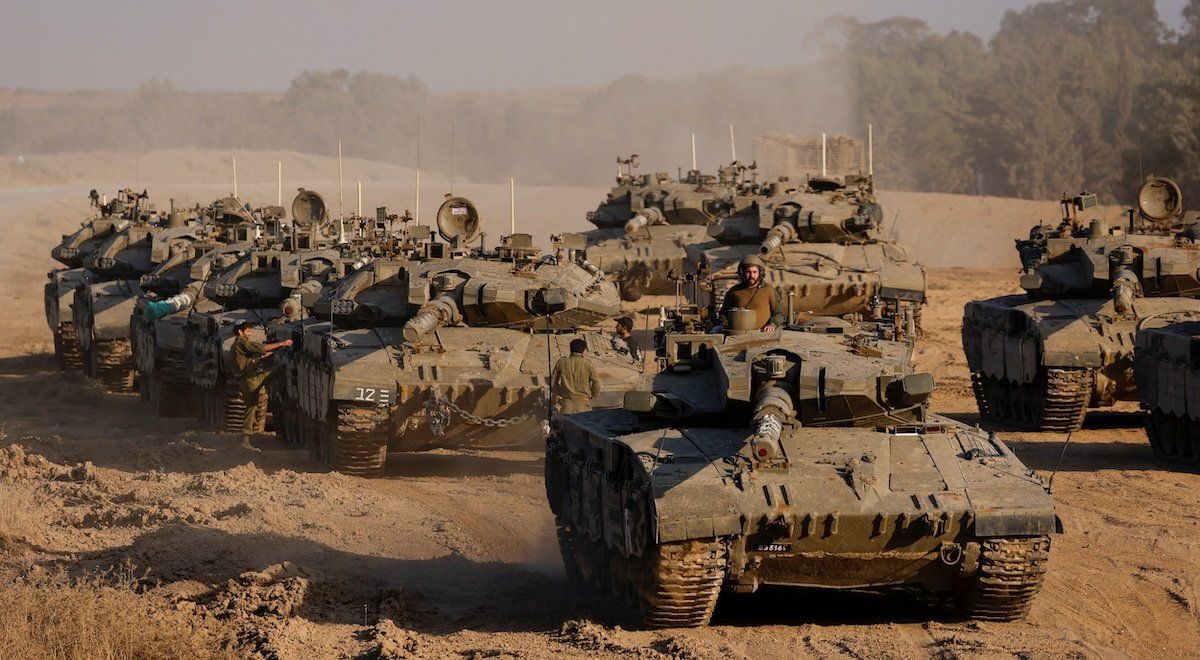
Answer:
[583,156,756,301]
[130,197,279,416]
[45,189,150,370]
[185,190,351,433]
[284,196,642,476]
[1133,317,1200,460]
[71,191,168,391]
[545,310,1056,627]
[688,174,926,327]
[963,176,1200,432]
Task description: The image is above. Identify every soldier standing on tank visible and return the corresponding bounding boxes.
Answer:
[718,254,783,332]
[552,338,601,414]
[231,321,293,451]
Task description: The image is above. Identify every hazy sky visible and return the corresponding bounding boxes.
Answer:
[0,0,1188,92]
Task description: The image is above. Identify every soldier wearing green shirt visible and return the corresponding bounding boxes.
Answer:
[231,321,292,451]
[552,338,601,414]
[718,254,784,332]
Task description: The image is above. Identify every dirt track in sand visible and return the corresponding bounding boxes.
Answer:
[1,153,1196,657]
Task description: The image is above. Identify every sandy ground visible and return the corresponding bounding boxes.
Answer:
[0,151,1193,658]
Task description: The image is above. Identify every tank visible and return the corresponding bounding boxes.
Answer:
[583,156,756,301]
[70,191,167,391]
[130,197,280,417]
[1133,316,1200,460]
[184,190,358,433]
[687,174,927,327]
[281,196,643,476]
[963,176,1200,432]
[45,189,147,370]
[545,311,1057,627]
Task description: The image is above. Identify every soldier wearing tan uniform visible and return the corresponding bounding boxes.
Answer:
[232,321,292,451]
[718,254,784,332]
[552,338,601,414]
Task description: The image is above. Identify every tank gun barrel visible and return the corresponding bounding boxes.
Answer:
[760,221,798,254]
[750,383,796,462]
[141,281,202,321]
[1111,268,1140,315]
[402,295,462,343]
[624,207,665,234]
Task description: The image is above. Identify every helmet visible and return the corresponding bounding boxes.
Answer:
[739,254,765,271]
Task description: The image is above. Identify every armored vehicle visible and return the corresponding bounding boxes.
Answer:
[545,311,1056,627]
[185,190,352,433]
[688,175,926,327]
[963,176,1200,432]
[71,191,168,391]
[1133,318,1200,460]
[45,189,150,370]
[283,197,642,476]
[131,197,279,416]
[583,157,756,301]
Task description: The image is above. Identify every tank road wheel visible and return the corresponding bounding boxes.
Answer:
[957,536,1050,621]
[1035,368,1090,433]
[90,339,136,393]
[636,540,727,629]
[328,403,390,477]
[54,323,84,371]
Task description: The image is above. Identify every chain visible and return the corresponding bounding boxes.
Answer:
[422,389,546,435]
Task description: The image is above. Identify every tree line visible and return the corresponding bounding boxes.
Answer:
[1,0,1197,203]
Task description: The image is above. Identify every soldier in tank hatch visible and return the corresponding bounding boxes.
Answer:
[718,254,783,332]
[231,321,292,451]
[613,316,642,363]
[552,338,601,414]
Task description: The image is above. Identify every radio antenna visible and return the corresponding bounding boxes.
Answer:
[449,120,456,195]
[729,124,736,162]
[231,151,238,197]
[415,114,422,224]
[821,133,827,177]
[510,177,516,235]
[277,161,282,206]
[337,140,345,243]
[867,124,874,177]
[690,132,697,171]
[1047,432,1074,494]
[357,181,363,218]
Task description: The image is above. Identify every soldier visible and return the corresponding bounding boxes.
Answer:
[552,338,601,414]
[231,321,293,451]
[613,316,642,363]
[718,254,783,332]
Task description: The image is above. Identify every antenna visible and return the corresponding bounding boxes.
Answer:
[449,121,456,195]
[231,151,238,197]
[690,132,697,171]
[821,133,827,177]
[357,181,362,217]
[729,123,736,162]
[415,113,422,225]
[510,177,516,235]
[337,140,345,242]
[277,161,282,206]
[1046,432,1074,494]
[867,124,874,176]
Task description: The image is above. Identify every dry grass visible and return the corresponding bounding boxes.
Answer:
[0,481,35,543]
[0,567,237,660]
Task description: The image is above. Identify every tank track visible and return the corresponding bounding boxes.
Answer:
[957,536,1050,621]
[972,368,1090,433]
[1145,409,1200,459]
[1038,368,1091,433]
[154,354,197,418]
[54,323,84,371]
[198,382,266,434]
[90,339,136,393]
[327,403,390,476]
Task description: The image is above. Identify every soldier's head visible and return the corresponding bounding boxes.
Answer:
[570,338,587,355]
[235,321,254,338]
[739,254,765,287]
[615,317,634,337]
